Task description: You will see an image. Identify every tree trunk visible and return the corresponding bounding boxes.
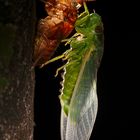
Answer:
[0,0,35,139]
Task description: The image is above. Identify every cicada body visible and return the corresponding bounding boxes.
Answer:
[58,3,104,140]
[33,0,87,66]
[34,1,103,139]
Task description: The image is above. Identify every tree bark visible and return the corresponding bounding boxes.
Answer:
[0,0,35,139]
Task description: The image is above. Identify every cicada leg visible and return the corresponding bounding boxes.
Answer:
[55,59,78,77]
[83,1,90,14]
[40,54,65,68]
[62,33,83,45]
[75,2,90,27]
[40,46,72,68]
[54,64,68,77]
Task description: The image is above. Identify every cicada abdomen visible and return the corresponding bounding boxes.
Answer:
[33,0,87,66]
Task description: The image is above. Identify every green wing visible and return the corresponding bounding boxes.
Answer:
[61,46,99,140]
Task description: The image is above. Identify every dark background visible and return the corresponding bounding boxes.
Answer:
[34,0,139,140]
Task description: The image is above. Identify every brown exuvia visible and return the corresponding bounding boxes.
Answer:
[33,0,87,67]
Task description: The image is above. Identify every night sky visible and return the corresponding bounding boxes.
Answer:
[34,0,139,140]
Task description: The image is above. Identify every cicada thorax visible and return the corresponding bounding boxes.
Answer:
[33,0,79,66]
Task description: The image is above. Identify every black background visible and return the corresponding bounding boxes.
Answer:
[34,0,139,140]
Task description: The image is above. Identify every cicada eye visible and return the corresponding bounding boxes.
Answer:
[95,25,103,33]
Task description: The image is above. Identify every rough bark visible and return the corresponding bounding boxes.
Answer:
[0,0,35,139]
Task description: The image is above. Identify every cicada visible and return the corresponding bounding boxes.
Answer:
[33,0,87,66]
[41,2,104,140]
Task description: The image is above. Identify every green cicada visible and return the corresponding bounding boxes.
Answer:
[41,2,104,140]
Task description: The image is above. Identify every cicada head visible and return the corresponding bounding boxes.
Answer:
[75,12,103,36]
[89,13,103,33]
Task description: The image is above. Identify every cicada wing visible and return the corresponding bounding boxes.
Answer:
[65,51,99,140]
[66,89,98,140]
[61,110,68,140]
[60,92,97,140]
